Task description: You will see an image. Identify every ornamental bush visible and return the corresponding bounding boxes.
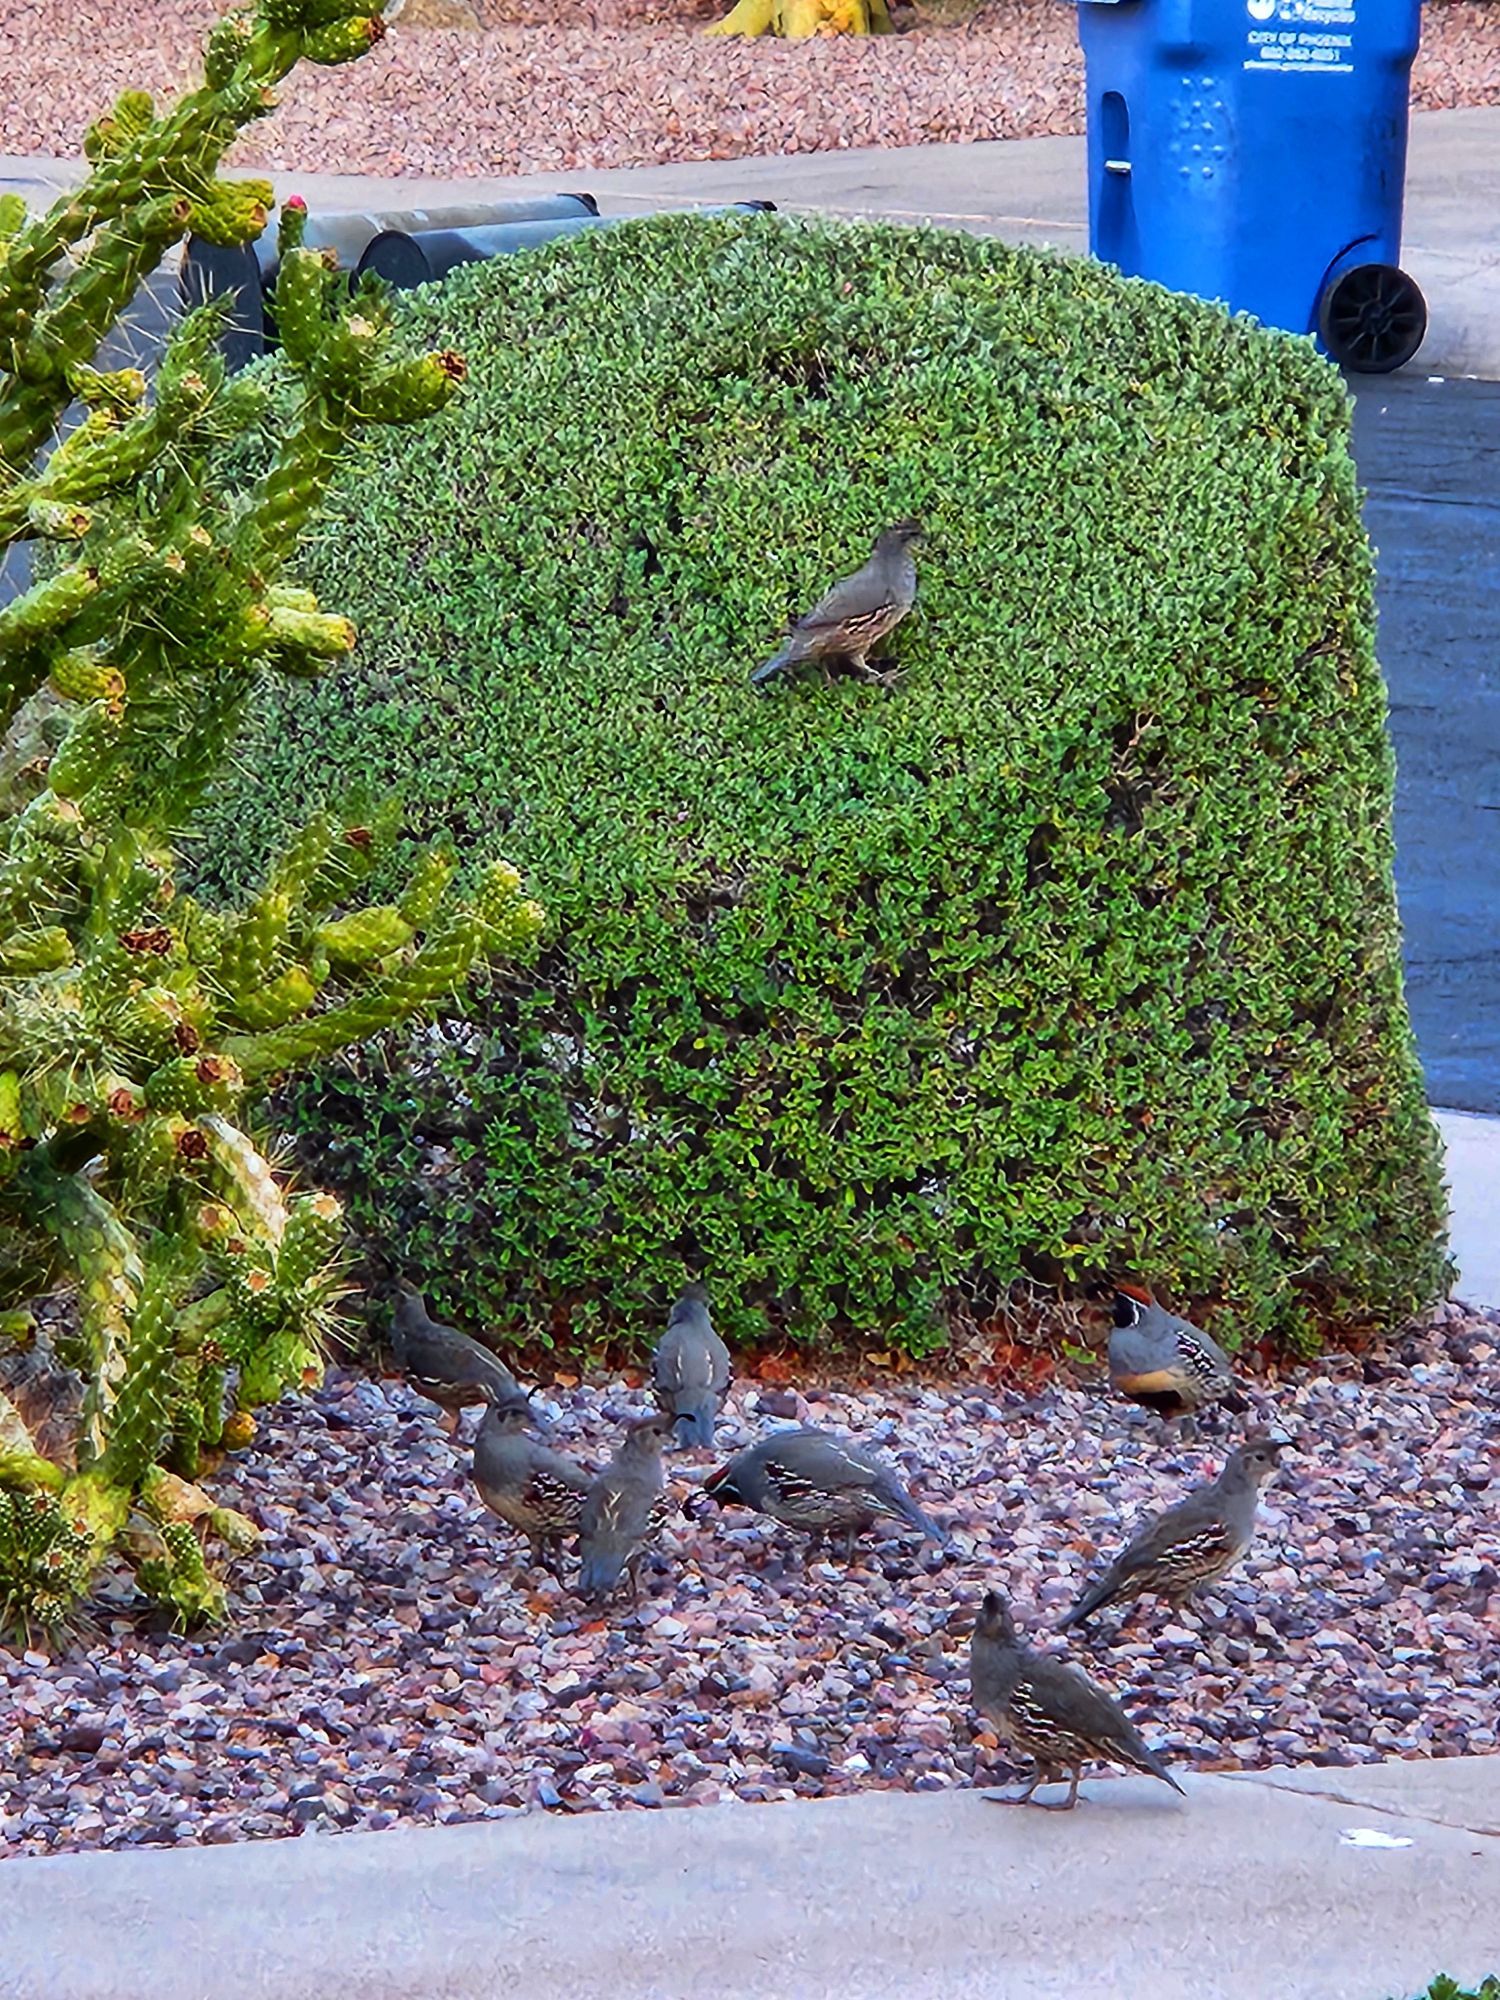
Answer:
[197,211,1450,1357]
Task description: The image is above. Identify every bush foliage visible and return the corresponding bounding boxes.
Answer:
[197,212,1449,1356]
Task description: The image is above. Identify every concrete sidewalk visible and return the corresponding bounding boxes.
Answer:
[2,1757,1493,2000]
[4,104,1499,377]
[1434,1109,1500,1309]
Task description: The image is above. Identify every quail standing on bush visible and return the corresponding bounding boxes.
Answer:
[750,520,923,688]
[1107,1281,1239,1429]
[704,1426,948,1558]
[970,1590,1184,1810]
[389,1279,527,1435]
[1058,1431,1288,1632]
[650,1282,732,1447]
[577,1413,672,1603]
[471,1402,592,1575]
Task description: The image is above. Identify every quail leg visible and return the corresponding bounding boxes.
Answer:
[984,1764,1045,1807]
[856,652,904,688]
[625,1550,646,1606]
[1037,1767,1082,1812]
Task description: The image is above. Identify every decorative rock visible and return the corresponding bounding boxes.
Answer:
[2,1312,1496,1854]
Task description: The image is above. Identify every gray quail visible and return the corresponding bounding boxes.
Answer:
[472,1402,592,1575]
[650,1282,731,1448]
[970,1590,1184,1810]
[703,1426,948,1558]
[389,1280,527,1434]
[1107,1281,1239,1429]
[577,1413,672,1603]
[750,520,922,687]
[1058,1431,1288,1631]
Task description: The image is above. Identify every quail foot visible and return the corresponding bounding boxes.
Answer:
[704,1425,950,1559]
[651,1281,732,1448]
[750,521,922,688]
[1059,1431,1289,1634]
[578,1414,673,1604]
[390,1280,527,1437]
[970,1590,1184,1810]
[472,1401,592,1577]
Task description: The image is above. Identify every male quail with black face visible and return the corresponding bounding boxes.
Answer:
[1107,1281,1238,1429]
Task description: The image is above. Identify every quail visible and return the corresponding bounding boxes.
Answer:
[1058,1431,1288,1632]
[577,1413,672,1603]
[970,1590,1184,1810]
[1107,1281,1239,1428]
[390,1279,526,1434]
[651,1282,732,1448]
[703,1425,948,1558]
[472,1402,592,1575]
[750,520,922,688]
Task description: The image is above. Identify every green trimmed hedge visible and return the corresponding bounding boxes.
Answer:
[196,212,1449,1356]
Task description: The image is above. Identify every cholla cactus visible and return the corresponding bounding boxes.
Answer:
[0,0,544,1635]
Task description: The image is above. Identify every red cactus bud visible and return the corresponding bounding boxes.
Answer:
[174,1020,202,1055]
[121,926,173,955]
[287,194,308,213]
[176,1129,210,1162]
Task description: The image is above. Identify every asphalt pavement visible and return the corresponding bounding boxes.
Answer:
[1352,374,1500,1114]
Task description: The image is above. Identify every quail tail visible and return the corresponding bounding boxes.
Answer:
[750,646,794,686]
[579,1549,628,1601]
[1056,1574,1115,1632]
[1134,1742,1186,1797]
[672,1397,717,1448]
[881,1479,950,1548]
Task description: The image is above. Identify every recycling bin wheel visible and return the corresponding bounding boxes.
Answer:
[1317,262,1427,376]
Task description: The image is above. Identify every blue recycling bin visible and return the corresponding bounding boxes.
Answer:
[1077,0,1427,372]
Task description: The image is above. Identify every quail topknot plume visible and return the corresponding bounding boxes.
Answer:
[750,520,923,688]
[472,1402,593,1575]
[650,1281,732,1448]
[1107,1281,1240,1428]
[1059,1431,1288,1632]
[389,1280,527,1434]
[704,1426,949,1558]
[577,1413,672,1603]
[970,1590,1184,1810]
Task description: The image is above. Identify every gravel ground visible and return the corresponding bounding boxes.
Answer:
[1,0,1495,179]
[2,1303,1495,1856]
